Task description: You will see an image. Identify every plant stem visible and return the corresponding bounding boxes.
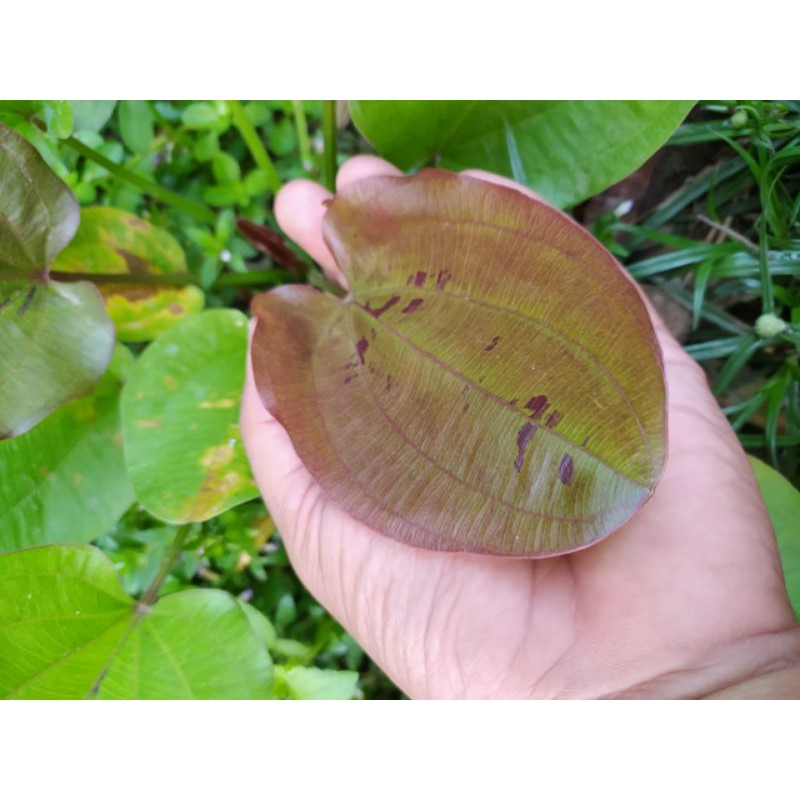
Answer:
[228,100,281,192]
[139,526,192,608]
[50,268,287,290]
[321,100,338,192]
[292,100,313,174]
[87,525,191,698]
[63,136,216,225]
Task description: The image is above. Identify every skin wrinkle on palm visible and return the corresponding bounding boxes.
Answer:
[241,155,800,700]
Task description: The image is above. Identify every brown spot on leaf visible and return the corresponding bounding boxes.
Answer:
[483,336,500,352]
[136,418,163,428]
[385,375,392,391]
[169,303,183,315]
[126,217,149,231]
[164,375,178,390]
[559,454,574,486]
[514,422,537,474]
[402,298,424,314]
[356,336,369,365]
[118,248,151,276]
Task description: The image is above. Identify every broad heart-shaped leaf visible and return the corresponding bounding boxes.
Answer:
[349,101,694,208]
[749,457,800,619]
[252,170,666,557]
[0,124,114,438]
[0,351,133,552]
[0,544,274,699]
[121,309,259,523]
[51,207,205,342]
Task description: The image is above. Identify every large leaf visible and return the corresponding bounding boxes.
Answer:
[121,309,259,523]
[0,350,133,552]
[252,170,666,557]
[0,544,274,699]
[0,124,114,438]
[51,206,204,342]
[750,457,800,618]
[349,101,694,208]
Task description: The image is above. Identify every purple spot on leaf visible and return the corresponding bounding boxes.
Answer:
[509,398,519,406]
[385,375,392,391]
[545,411,562,429]
[514,422,537,474]
[356,336,369,365]
[402,298,424,314]
[463,404,470,414]
[343,375,354,385]
[483,336,500,352]
[525,395,548,419]
[436,270,452,290]
[558,454,574,486]
[361,296,401,319]
[414,270,427,287]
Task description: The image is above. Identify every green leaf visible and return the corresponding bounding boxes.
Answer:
[252,170,666,556]
[181,102,221,129]
[278,666,359,700]
[0,545,274,699]
[349,100,694,208]
[121,309,259,523]
[0,364,133,552]
[118,100,154,156]
[212,151,241,185]
[749,457,800,618]
[51,206,204,342]
[0,124,114,437]
[70,101,117,134]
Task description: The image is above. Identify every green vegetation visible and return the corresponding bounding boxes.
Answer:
[0,100,798,699]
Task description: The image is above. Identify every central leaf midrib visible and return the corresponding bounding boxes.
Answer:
[349,287,652,489]
[340,311,631,523]
[349,288,653,487]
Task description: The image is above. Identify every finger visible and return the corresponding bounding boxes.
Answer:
[274,179,346,288]
[336,154,403,190]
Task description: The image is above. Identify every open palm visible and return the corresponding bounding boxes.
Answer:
[241,156,800,699]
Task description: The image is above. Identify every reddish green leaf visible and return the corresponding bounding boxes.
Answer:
[252,170,666,557]
[0,124,114,438]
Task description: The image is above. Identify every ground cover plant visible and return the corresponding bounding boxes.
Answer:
[0,100,798,699]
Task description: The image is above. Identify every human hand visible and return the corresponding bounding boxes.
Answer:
[241,156,800,699]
